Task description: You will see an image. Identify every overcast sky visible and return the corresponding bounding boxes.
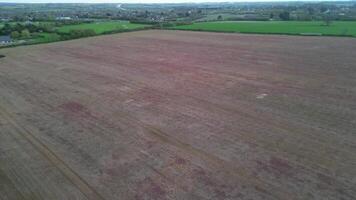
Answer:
[0,0,330,3]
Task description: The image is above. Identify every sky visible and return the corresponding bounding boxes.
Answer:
[0,0,333,3]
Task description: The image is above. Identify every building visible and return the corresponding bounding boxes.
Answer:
[0,36,12,45]
[0,18,10,22]
[56,16,72,20]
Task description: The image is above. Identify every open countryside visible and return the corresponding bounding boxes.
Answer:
[1,2,356,200]
[0,20,150,47]
[2,29,356,200]
[56,21,149,34]
[173,21,356,36]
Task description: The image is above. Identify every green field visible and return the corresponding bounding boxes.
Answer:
[57,21,149,34]
[173,21,356,36]
[30,33,61,44]
[0,21,150,48]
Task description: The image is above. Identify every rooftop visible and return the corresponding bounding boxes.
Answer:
[0,35,11,42]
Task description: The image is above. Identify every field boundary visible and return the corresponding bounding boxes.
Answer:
[167,27,355,38]
[0,27,152,49]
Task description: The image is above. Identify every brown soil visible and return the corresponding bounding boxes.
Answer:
[1,30,356,200]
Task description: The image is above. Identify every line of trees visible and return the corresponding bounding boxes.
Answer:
[10,29,30,39]
[59,29,96,40]
[0,21,92,38]
[0,23,45,35]
[0,22,54,39]
[279,11,290,21]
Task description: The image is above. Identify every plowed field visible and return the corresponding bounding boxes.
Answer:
[1,30,356,200]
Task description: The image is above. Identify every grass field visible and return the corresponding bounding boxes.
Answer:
[0,21,150,48]
[1,30,356,199]
[30,33,61,43]
[56,21,149,34]
[173,21,356,36]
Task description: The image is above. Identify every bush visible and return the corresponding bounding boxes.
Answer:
[156,22,193,28]
[68,29,96,39]
[279,11,290,21]
[21,29,31,38]
[129,20,159,25]
[11,31,20,39]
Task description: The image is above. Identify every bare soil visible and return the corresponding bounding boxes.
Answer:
[1,30,356,200]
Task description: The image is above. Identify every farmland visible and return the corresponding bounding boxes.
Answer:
[0,21,150,47]
[173,21,356,36]
[1,30,356,199]
[56,21,149,34]
[29,33,61,44]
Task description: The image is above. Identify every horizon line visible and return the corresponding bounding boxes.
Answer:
[0,0,353,4]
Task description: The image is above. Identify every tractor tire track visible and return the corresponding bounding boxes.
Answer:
[0,103,106,200]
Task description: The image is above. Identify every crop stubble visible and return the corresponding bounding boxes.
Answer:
[0,30,356,199]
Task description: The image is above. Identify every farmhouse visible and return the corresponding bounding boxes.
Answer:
[0,36,12,45]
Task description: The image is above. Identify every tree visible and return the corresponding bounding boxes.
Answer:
[217,15,223,20]
[279,11,290,21]
[68,29,96,39]
[10,31,20,39]
[0,23,12,35]
[320,6,328,13]
[38,23,55,33]
[21,29,31,38]
[13,23,25,32]
[323,14,333,26]
[269,13,274,19]
[307,7,315,15]
[83,29,96,37]
[25,23,39,33]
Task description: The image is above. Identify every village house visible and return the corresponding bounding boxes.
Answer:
[0,35,12,45]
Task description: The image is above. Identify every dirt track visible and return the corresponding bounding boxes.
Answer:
[1,30,356,200]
